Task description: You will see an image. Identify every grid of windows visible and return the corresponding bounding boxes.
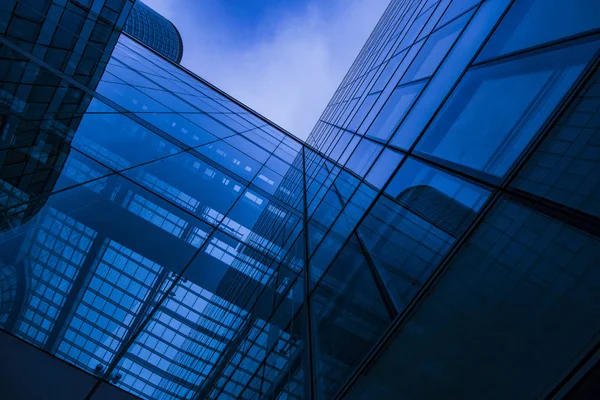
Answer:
[56,240,164,371]
[304,0,600,398]
[1,0,599,399]
[16,208,97,347]
[0,0,133,232]
[123,0,184,63]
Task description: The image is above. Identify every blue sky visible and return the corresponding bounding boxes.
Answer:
[142,0,390,140]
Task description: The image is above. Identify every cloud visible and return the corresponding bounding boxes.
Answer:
[141,0,390,140]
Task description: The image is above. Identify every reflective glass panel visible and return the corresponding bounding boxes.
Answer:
[311,237,391,398]
[357,157,488,309]
[416,39,598,177]
[347,199,600,399]
[390,0,511,150]
[478,0,600,60]
[366,81,426,141]
[401,10,471,84]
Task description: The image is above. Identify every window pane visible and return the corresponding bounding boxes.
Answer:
[401,10,472,84]
[347,199,600,399]
[311,237,391,398]
[416,39,598,177]
[346,138,383,177]
[357,44,425,137]
[478,0,600,61]
[416,0,451,41]
[359,157,488,309]
[71,105,188,169]
[390,0,511,150]
[366,81,426,141]
[347,92,379,132]
[370,51,405,93]
[436,0,478,28]
[365,148,404,189]
[512,67,600,218]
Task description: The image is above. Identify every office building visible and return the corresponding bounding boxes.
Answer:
[124,1,183,63]
[0,0,599,399]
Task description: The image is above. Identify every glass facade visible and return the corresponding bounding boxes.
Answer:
[1,0,599,399]
[123,0,183,63]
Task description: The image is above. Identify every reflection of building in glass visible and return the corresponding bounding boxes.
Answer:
[0,260,18,321]
[395,185,475,237]
[124,0,184,63]
[1,0,600,399]
[0,0,133,231]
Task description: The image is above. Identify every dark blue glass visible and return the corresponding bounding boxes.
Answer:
[347,199,600,399]
[415,39,598,177]
[346,138,383,177]
[390,0,511,150]
[346,92,379,133]
[478,0,600,61]
[365,148,404,189]
[123,0,184,63]
[311,237,391,398]
[366,80,426,142]
[3,0,600,398]
[357,157,488,309]
[512,68,600,218]
[401,10,472,84]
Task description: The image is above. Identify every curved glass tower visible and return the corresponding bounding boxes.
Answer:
[124,0,184,63]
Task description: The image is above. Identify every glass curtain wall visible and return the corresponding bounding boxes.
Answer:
[123,0,184,63]
[1,1,306,399]
[1,0,600,399]
[306,0,600,399]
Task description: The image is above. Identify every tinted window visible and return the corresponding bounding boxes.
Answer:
[416,39,598,176]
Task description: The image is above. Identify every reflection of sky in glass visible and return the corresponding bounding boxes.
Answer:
[1,1,599,399]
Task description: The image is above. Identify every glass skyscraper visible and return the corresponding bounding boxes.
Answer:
[0,1,599,399]
[123,1,183,63]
